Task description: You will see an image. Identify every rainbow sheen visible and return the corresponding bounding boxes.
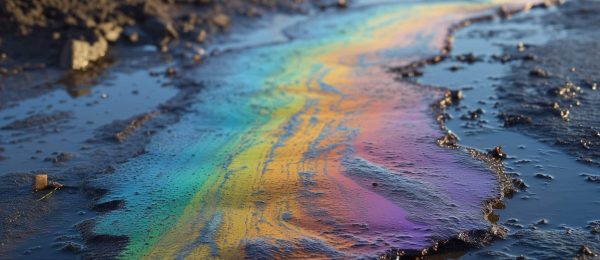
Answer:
[94,1,538,258]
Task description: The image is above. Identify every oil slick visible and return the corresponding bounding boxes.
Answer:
[92,1,543,258]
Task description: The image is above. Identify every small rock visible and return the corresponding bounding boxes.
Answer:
[455,53,482,64]
[578,245,597,257]
[586,175,600,183]
[437,133,459,147]
[448,65,463,72]
[489,146,507,160]
[512,178,528,190]
[529,67,549,78]
[165,67,177,77]
[536,219,549,225]
[128,32,139,43]
[60,38,108,70]
[196,30,207,43]
[97,22,123,42]
[212,14,230,28]
[502,114,532,127]
[534,173,554,180]
[517,42,526,52]
[53,152,75,164]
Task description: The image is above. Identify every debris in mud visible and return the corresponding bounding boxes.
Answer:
[212,13,231,29]
[52,152,76,164]
[437,132,459,147]
[534,173,554,180]
[34,174,48,191]
[488,146,507,160]
[529,67,549,78]
[501,114,532,127]
[114,112,159,143]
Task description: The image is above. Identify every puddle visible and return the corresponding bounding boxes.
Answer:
[0,68,177,173]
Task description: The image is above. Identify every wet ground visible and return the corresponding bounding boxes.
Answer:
[417,1,600,258]
[0,0,598,259]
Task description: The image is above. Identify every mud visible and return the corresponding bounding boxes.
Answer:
[496,0,600,165]
[414,0,600,259]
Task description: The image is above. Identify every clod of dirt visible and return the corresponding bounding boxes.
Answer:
[578,245,598,257]
[115,112,158,143]
[501,114,532,127]
[455,53,482,64]
[464,108,485,120]
[196,29,207,43]
[512,178,528,190]
[97,22,123,42]
[212,13,230,28]
[534,173,554,180]
[536,219,549,225]
[53,152,76,164]
[92,199,125,212]
[437,132,459,147]
[529,67,549,78]
[127,32,139,43]
[450,90,464,102]
[448,65,463,71]
[60,38,108,70]
[585,175,600,183]
[165,67,177,77]
[488,146,507,160]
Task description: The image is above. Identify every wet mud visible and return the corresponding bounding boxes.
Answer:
[416,0,600,258]
[1,0,597,259]
[496,0,600,165]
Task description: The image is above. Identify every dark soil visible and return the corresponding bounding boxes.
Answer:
[496,0,600,165]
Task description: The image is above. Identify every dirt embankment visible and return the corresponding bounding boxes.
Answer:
[0,0,345,74]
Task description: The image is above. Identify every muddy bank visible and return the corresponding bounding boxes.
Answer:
[411,0,600,259]
[496,0,600,165]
